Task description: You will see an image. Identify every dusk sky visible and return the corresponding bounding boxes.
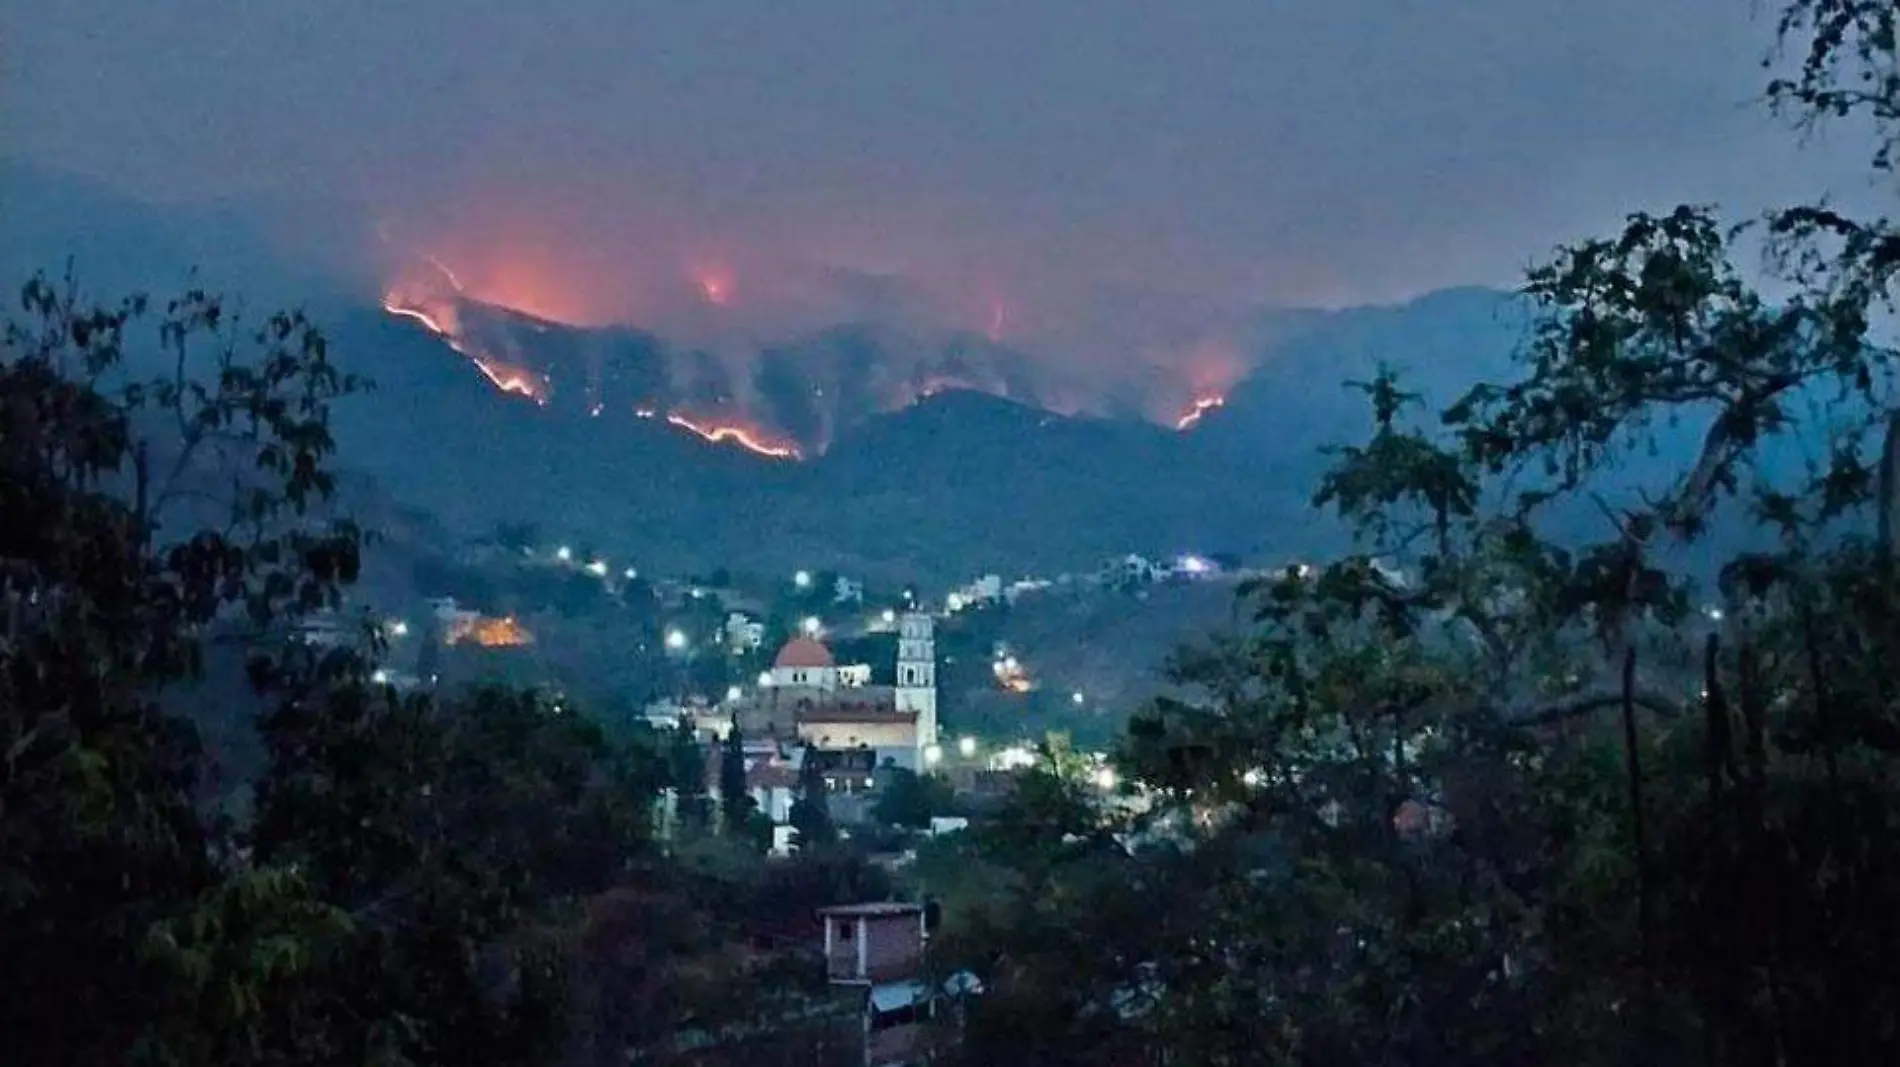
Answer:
[2,0,1873,328]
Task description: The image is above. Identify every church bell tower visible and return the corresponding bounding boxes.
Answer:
[894,611,938,753]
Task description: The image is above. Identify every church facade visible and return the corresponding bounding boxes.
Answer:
[742,612,940,771]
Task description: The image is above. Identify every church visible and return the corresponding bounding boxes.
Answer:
[737,611,940,772]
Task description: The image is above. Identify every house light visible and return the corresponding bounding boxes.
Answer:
[801,616,822,636]
[758,671,773,687]
[725,685,743,702]
[388,620,409,638]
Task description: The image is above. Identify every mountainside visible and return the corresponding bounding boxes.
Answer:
[311,288,1536,581]
[21,162,1751,581]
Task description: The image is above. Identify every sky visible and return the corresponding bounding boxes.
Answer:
[0,0,1877,333]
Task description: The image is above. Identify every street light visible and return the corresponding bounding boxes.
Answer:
[881,609,896,625]
[371,668,390,685]
[794,570,812,589]
[1095,767,1119,790]
[924,744,943,766]
[585,559,608,577]
[801,616,822,636]
[725,685,743,702]
[757,671,773,687]
[555,545,573,562]
[664,629,688,651]
[1071,691,1085,705]
[388,620,409,638]
[958,736,978,758]
[623,566,638,580]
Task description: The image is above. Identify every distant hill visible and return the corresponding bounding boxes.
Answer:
[2,160,1623,581]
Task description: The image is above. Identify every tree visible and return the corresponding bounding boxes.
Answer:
[873,767,953,830]
[669,715,711,835]
[0,275,676,1067]
[943,6,1900,1064]
[0,276,365,1065]
[788,748,836,849]
[719,721,756,841]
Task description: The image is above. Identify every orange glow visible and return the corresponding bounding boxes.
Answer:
[446,614,534,648]
[383,302,451,338]
[1175,395,1225,431]
[665,413,802,460]
[697,271,731,305]
[383,252,550,405]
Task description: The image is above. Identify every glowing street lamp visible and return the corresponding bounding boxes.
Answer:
[801,616,822,636]
[793,570,812,589]
[664,629,688,652]
[757,671,773,687]
[623,566,638,580]
[585,559,608,577]
[1071,691,1085,705]
[1095,767,1119,791]
[958,736,978,758]
[924,744,943,767]
[725,685,743,702]
[555,545,573,562]
[371,668,390,685]
[881,609,896,625]
[388,620,409,638]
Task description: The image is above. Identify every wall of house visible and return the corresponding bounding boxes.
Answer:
[798,721,915,752]
[826,913,923,984]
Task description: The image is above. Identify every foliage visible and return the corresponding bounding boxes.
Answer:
[872,767,955,830]
[788,747,836,849]
[0,276,670,1067]
[718,723,756,841]
[939,5,1900,1064]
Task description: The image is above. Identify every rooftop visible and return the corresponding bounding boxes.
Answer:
[775,637,835,669]
[817,901,924,918]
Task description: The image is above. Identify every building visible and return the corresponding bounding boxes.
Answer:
[739,613,941,772]
[771,636,840,690]
[818,902,933,1067]
[724,611,765,654]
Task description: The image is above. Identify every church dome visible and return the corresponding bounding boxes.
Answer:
[774,637,835,669]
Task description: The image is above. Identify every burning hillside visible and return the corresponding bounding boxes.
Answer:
[378,252,1249,459]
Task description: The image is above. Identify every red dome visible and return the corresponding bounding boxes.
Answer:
[774,637,835,669]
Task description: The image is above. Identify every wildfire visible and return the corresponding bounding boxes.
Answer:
[1175,395,1225,431]
[665,413,802,460]
[446,614,534,648]
[382,261,549,406]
